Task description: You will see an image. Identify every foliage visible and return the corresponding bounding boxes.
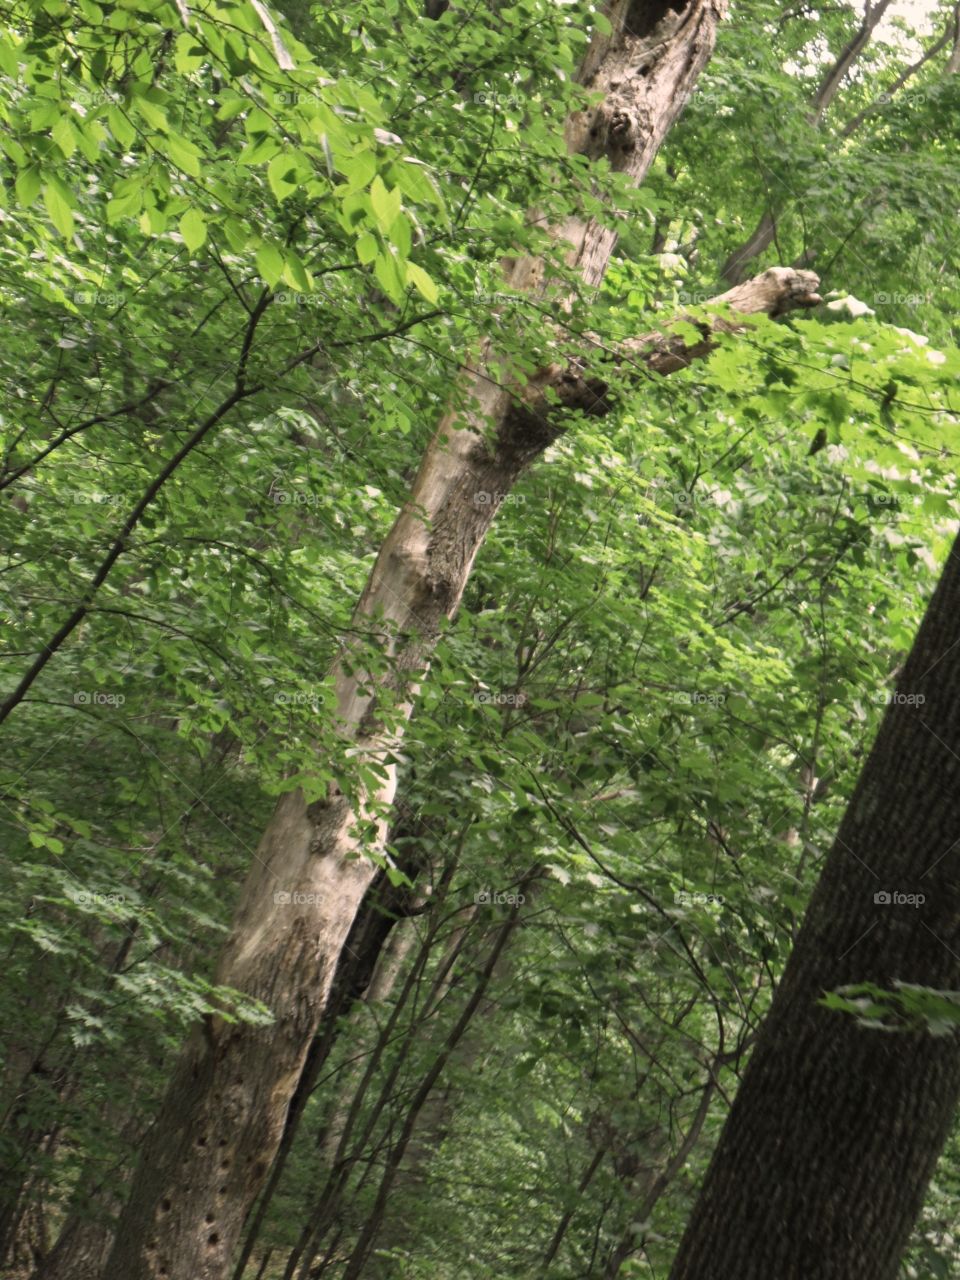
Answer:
[0,0,959,1277]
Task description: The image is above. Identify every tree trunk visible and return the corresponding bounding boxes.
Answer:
[99,265,818,1280]
[32,1213,118,1280]
[338,878,535,1280]
[719,0,894,284]
[101,7,750,1275]
[670,528,960,1279]
[230,854,425,1280]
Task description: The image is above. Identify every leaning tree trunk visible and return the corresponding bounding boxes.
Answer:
[98,256,816,1280]
[670,528,960,1279]
[100,5,781,1276]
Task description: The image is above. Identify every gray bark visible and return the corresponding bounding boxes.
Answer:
[670,529,960,1278]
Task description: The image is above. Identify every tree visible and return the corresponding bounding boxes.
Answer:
[100,4,738,1277]
[4,0,960,1275]
[670,529,960,1278]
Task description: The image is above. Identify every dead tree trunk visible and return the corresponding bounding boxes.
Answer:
[670,527,960,1279]
[101,8,810,1277]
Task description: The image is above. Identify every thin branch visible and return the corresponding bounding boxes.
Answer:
[0,381,170,493]
[0,295,273,727]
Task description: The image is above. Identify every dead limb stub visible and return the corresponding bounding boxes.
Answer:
[499,267,822,459]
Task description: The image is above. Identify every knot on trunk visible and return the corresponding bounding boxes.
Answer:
[498,362,612,466]
[580,97,647,161]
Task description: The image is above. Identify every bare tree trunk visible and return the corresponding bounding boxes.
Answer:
[32,1212,119,1280]
[809,0,895,125]
[670,529,960,1279]
[719,210,780,290]
[100,7,780,1275]
[947,3,960,73]
[230,853,426,1280]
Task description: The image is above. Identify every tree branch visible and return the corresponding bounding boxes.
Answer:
[0,294,272,727]
[498,267,821,461]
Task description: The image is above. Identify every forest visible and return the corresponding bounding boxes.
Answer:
[1,0,960,1276]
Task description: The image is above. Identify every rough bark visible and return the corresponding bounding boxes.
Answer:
[670,531,960,1279]
[230,855,425,1280]
[100,6,788,1276]
[32,1214,117,1280]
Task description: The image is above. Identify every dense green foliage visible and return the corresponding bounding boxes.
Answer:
[1,0,959,1276]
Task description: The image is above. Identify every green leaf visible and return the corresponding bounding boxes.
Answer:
[256,242,285,288]
[132,92,169,133]
[267,152,299,202]
[355,231,378,265]
[369,175,401,233]
[43,178,75,238]
[406,261,438,304]
[179,207,207,251]
[107,186,143,223]
[166,133,202,177]
[107,105,136,148]
[15,166,42,208]
[374,249,406,304]
[281,248,310,291]
[339,148,377,194]
[51,115,78,159]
